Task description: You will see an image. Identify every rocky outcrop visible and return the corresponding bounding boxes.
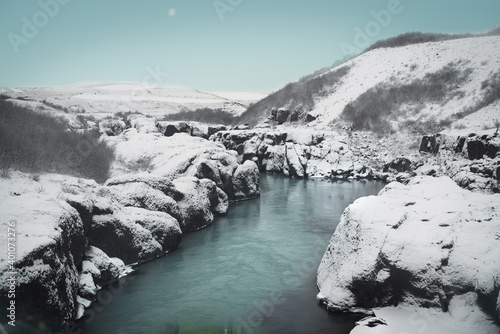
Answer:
[0,127,261,330]
[418,132,500,193]
[156,121,210,139]
[232,160,260,201]
[106,181,183,223]
[419,133,500,160]
[88,207,181,264]
[172,177,228,232]
[212,129,378,180]
[0,190,86,331]
[317,176,500,323]
[100,119,128,136]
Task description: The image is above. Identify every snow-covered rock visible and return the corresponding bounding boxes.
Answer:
[317,176,500,322]
[172,177,228,232]
[106,181,183,223]
[0,174,86,329]
[83,246,129,286]
[232,160,260,201]
[418,131,500,192]
[88,205,182,264]
[212,129,379,180]
[350,303,499,334]
[116,207,182,252]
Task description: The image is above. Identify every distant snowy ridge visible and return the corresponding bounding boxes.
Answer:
[2,84,266,117]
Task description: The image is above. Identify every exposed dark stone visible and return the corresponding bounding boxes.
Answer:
[454,136,466,153]
[305,113,317,123]
[271,108,291,124]
[419,135,440,154]
[290,110,300,122]
[208,125,227,137]
[383,157,412,174]
[467,140,486,160]
[163,122,191,137]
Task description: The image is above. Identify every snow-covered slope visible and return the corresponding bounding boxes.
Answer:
[309,36,500,127]
[1,84,266,117]
[242,35,499,133]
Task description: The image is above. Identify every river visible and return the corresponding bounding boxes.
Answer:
[79,174,385,334]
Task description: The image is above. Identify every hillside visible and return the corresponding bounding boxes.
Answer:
[239,35,500,134]
[0,84,266,118]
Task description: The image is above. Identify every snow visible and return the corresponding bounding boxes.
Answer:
[452,100,500,132]
[317,176,500,332]
[4,84,264,116]
[207,91,268,101]
[109,129,237,181]
[350,301,499,334]
[0,172,83,272]
[310,36,500,129]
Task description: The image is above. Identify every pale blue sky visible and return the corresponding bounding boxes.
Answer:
[1,0,499,92]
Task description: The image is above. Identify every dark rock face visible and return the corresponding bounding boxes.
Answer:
[208,125,227,137]
[467,138,500,160]
[271,108,291,124]
[419,135,440,154]
[164,122,191,137]
[290,110,300,122]
[306,113,317,123]
[383,157,412,173]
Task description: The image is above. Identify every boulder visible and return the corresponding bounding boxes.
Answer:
[383,157,412,174]
[317,176,500,322]
[262,145,286,173]
[242,136,262,162]
[305,113,317,123]
[156,121,191,137]
[88,212,164,265]
[100,119,127,136]
[419,135,440,154]
[0,192,86,330]
[172,177,228,232]
[83,246,129,286]
[106,181,183,223]
[62,193,94,234]
[106,174,178,195]
[232,160,260,201]
[116,207,182,252]
[271,108,291,124]
[284,143,307,178]
[286,131,314,146]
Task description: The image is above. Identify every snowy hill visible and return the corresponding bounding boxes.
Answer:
[240,35,500,133]
[0,84,266,117]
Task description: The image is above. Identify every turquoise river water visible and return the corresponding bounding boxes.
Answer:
[78,174,384,334]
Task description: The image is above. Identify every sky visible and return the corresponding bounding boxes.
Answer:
[1,0,500,93]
